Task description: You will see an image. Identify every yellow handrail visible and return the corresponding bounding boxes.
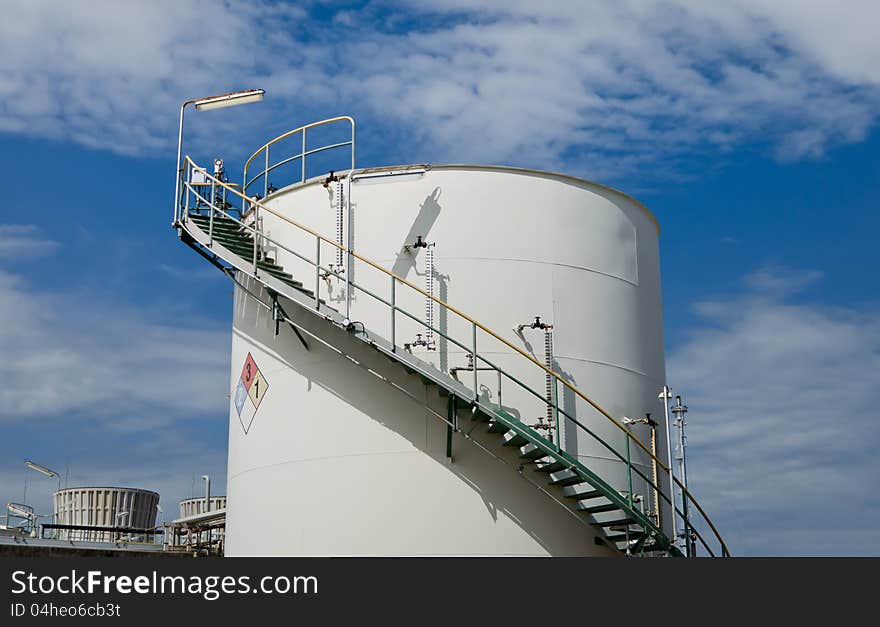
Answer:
[182,155,729,555]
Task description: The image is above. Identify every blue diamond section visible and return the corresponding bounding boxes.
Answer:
[234,379,249,416]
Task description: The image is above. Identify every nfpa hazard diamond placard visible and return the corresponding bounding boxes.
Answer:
[234,352,269,434]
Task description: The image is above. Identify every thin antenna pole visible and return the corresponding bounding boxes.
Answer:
[673,395,692,556]
[660,385,679,548]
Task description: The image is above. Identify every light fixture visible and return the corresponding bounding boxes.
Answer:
[7,502,34,518]
[24,460,59,479]
[173,89,266,225]
[193,89,265,111]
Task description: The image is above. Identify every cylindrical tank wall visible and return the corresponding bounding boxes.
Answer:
[53,487,159,541]
[179,496,227,518]
[225,164,670,555]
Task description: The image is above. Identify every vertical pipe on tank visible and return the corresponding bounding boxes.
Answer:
[649,419,660,527]
[425,244,434,348]
[335,178,344,269]
[544,329,554,442]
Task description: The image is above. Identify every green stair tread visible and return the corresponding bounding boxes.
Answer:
[472,409,493,423]
[211,235,253,245]
[563,487,602,501]
[502,432,528,447]
[599,517,638,528]
[605,532,645,543]
[519,444,547,460]
[534,460,567,474]
[189,219,242,231]
[548,471,583,487]
[190,220,244,229]
[579,502,620,515]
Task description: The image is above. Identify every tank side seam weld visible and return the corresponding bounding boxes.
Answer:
[373,256,639,287]
[553,355,654,378]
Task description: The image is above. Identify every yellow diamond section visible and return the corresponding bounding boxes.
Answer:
[248,370,268,409]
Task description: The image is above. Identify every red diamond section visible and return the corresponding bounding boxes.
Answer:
[240,352,260,391]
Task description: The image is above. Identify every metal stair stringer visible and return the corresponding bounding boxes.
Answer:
[181,214,337,318]
[472,403,680,556]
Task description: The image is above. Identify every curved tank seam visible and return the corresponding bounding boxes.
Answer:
[228,450,423,481]
[376,255,638,287]
[554,354,660,379]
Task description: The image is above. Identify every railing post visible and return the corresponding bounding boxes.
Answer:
[183,163,190,218]
[471,323,478,399]
[253,198,259,275]
[314,236,321,311]
[264,147,270,198]
[175,168,181,224]
[301,128,307,183]
[625,431,633,511]
[553,376,561,452]
[350,118,356,170]
[390,276,396,352]
[344,174,352,322]
[446,394,454,459]
[208,177,216,248]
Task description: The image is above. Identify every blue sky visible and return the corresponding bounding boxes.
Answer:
[1,0,878,555]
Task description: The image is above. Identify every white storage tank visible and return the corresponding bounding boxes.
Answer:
[179,496,227,518]
[53,487,159,541]
[223,159,670,555]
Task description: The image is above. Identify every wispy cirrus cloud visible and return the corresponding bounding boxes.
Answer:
[1,1,879,178]
[668,267,880,556]
[0,224,59,258]
[0,224,229,422]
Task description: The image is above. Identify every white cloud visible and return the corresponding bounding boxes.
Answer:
[0,0,301,154]
[0,224,58,258]
[668,267,880,556]
[0,225,229,423]
[346,0,880,168]
[0,223,231,521]
[0,1,878,176]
